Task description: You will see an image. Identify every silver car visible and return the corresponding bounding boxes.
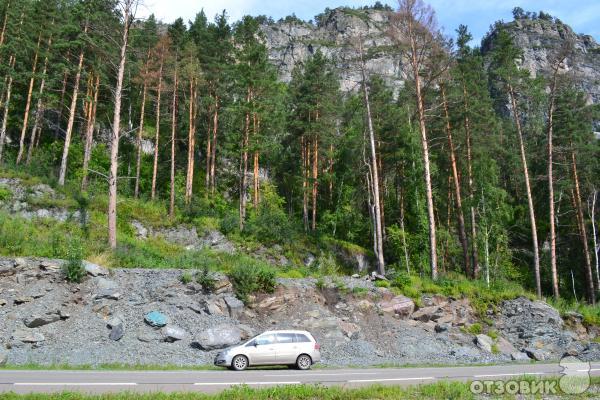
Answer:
[214,330,321,371]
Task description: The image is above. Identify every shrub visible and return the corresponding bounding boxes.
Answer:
[0,186,12,201]
[352,287,368,297]
[315,277,326,290]
[180,271,194,284]
[228,262,276,302]
[64,238,85,283]
[196,265,217,291]
[466,323,482,335]
[374,280,390,288]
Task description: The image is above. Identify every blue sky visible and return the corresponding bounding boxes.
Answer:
[139,0,600,44]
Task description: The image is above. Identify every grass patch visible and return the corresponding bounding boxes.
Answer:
[2,377,599,399]
[550,298,600,326]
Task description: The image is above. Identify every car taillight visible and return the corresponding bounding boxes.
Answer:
[314,343,320,350]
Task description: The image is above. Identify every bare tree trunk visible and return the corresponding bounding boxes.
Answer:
[54,64,69,139]
[311,117,319,231]
[409,25,437,279]
[0,58,14,163]
[184,78,196,204]
[359,41,385,275]
[27,41,50,165]
[571,148,596,304]
[252,112,260,208]
[508,84,541,298]
[169,69,178,219]
[0,1,9,52]
[441,84,470,277]
[205,99,212,196]
[134,54,149,198]
[16,33,41,164]
[210,96,219,195]
[399,184,410,273]
[81,74,99,190]
[547,71,560,299]
[108,1,133,249]
[301,135,309,231]
[239,89,250,230]
[151,53,164,200]
[462,82,480,278]
[58,23,88,186]
[589,189,599,291]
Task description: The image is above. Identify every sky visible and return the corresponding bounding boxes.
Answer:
[138,0,600,44]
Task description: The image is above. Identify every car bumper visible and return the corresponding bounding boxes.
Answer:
[311,350,321,364]
[214,353,232,367]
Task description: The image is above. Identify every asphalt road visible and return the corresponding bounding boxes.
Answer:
[1,362,599,394]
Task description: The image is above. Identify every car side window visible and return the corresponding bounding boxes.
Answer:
[245,340,256,347]
[255,334,276,346]
[295,334,311,343]
[276,333,295,344]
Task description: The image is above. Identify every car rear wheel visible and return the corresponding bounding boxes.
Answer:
[296,354,312,370]
[232,355,248,371]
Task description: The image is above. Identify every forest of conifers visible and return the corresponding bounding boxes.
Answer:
[0,0,598,303]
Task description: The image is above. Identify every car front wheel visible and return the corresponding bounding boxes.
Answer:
[231,355,248,371]
[296,354,312,370]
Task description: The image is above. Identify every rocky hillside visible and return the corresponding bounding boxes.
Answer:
[262,7,600,107]
[482,17,600,105]
[1,257,599,367]
[261,8,404,92]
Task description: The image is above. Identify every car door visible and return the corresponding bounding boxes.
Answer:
[275,333,298,364]
[246,333,277,365]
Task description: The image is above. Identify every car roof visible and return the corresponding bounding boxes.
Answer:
[260,330,312,335]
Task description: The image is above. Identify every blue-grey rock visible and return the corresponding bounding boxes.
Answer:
[144,311,168,327]
[109,324,124,341]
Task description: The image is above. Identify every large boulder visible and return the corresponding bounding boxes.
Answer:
[109,324,125,341]
[84,261,108,277]
[195,325,242,350]
[496,297,571,357]
[475,334,494,353]
[224,295,244,319]
[377,295,415,318]
[24,311,61,328]
[162,326,188,342]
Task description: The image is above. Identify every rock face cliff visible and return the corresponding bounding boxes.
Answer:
[261,8,405,92]
[262,8,600,106]
[482,17,600,105]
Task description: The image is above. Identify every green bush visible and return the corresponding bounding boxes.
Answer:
[196,265,217,291]
[465,323,482,335]
[180,271,193,284]
[374,280,390,288]
[245,184,294,244]
[0,186,12,201]
[63,239,85,283]
[228,262,277,302]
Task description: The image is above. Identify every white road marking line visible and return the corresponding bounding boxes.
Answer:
[14,383,137,386]
[578,369,600,372]
[348,377,434,383]
[473,372,545,378]
[193,381,301,386]
[263,372,378,377]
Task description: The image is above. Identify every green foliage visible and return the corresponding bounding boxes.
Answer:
[245,185,294,244]
[0,186,12,201]
[63,238,85,283]
[465,323,482,335]
[180,271,193,284]
[374,280,390,288]
[196,265,217,291]
[228,262,277,302]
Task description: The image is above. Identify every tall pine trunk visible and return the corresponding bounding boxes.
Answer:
[547,71,560,299]
[185,78,196,204]
[0,54,15,163]
[239,89,251,230]
[360,41,385,275]
[571,148,596,304]
[311,114,319,231]
[210,97,219,195]
[16,33,41,164]
[27,33,52,165]
[508,84,541,298]
[58,23,88,186]
[169,70,178,219]
[151,53,164,200]
[134,54,149,198]
[81,74,99,190]
[108,1,132,249]
[462,82,480,277]
[408,21,437,279]
[441,84,470,277]
[252,112,260,208]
